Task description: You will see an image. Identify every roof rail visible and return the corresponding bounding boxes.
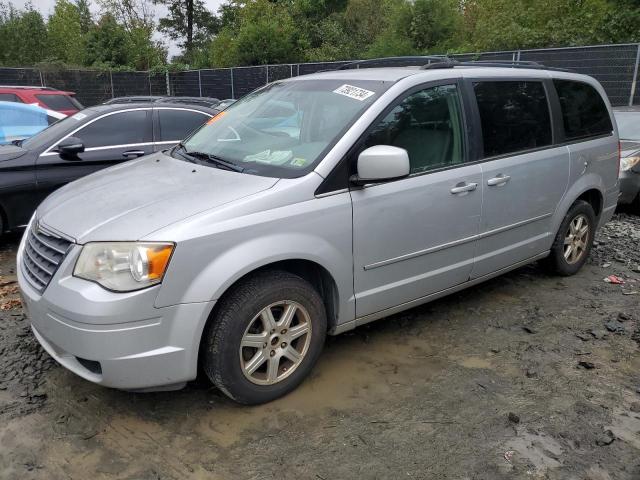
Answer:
[0,85,57,90]
[421,59,569,72]
[336,56,451,70]
[324,56,570,73]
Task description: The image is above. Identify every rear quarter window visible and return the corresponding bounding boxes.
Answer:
[553,80,613,141]
[0,93,21,102]
[157,109,210,141]
[36,94,81,110]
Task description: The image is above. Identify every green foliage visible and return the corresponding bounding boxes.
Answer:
[1,0,640,70]
[0,3,49,66]
[154,0,219,63]
[47,0,86,65]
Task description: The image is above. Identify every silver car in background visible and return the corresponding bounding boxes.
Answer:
[18,62,619,404]
[613,107,640,212]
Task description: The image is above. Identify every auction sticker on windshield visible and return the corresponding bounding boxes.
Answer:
[333,84,375,101]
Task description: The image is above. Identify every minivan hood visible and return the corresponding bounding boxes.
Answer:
[37,152,279,242]
[0,144,27,161]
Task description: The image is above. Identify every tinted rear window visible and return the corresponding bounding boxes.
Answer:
[474,81,552,157]
[553,80,612,141]
[158,108,210,141]
[0,93,21,102]
[36,94,80,110]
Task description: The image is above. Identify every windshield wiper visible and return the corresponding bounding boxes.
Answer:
[185,150,245,172]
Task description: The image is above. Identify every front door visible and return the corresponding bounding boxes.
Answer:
[36,109,153,198]
[351,83,482,318]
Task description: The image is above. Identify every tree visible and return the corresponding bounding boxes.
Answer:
[0,3,49,66]
[209,0,303,66]
[153,0,219,62]
[47,0,86,65]
[85,13,130,67]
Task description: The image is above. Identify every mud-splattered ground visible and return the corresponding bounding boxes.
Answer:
[1,214,639,480]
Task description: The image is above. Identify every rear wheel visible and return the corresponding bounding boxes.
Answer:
[541,200,596,276]
[202,270,327,405]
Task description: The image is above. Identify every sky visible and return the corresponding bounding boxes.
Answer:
[8,0,226,57]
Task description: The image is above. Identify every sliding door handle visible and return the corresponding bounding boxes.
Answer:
[450,182,478,194]
[487,174,511,186]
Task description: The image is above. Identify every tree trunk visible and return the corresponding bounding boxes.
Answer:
[186,0,194,55]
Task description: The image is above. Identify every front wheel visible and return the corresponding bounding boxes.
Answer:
[541,200,596,276]
[202,270,327,405]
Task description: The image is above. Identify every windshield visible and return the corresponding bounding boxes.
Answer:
[22,110,91,149]
[178,79,390,178]
[614,111,640,141]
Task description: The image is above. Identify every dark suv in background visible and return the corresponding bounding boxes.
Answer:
[0,102,215,234]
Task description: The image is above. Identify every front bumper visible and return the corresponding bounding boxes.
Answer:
[17,239,215,390]
[618,170,640,205]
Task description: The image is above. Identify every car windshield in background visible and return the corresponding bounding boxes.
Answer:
[179,79,389,178]
[21,110,89,149]
[614,111,640,140]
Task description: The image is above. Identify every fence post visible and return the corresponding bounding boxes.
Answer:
[109,71,114,98]
[230,68,235,99]
[165,71,170,96]
[517,50,521,61]
[38,70,44,87]
[148,71,152,95]
[629,44,640,106]
[198,70,202,97]
[290,64,293,78]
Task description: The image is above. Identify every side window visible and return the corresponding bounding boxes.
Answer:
[157,109,210,141]
[362,84,464,174]
[0,93,21,102]
[474,81,552,158]
[553,80,613,141]
[75,110,150,148]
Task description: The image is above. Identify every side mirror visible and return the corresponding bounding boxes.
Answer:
[350,145,410,186]
[57,136,85,156]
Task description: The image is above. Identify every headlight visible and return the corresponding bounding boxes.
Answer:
[621,155,640,172]
[74,242,174,292]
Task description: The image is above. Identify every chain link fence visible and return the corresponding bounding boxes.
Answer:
[2,43,640,107]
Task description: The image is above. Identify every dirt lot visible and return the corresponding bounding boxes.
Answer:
[1,214,639,480]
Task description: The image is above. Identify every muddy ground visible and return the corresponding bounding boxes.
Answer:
[1,214,639,480]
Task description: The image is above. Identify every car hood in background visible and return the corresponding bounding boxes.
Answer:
[37,152,279,242]
[0,144,28,161]
[620,140,640,158]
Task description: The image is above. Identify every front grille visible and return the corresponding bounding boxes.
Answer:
[22,222,72,294]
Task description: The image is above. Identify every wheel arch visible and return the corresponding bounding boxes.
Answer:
[551,176,606,240]
[195,258,341,373]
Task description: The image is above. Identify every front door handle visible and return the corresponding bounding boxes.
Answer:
[122,150,146,158]
[450,182,478,194]
[487,174,511,186]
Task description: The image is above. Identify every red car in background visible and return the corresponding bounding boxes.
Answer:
[0,86,83,116]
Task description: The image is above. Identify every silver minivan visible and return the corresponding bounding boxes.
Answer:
[18,61,620,404]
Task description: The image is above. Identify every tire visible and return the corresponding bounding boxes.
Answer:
[202,270,327,405]
[541,200,596,276]
[632,192,640,215]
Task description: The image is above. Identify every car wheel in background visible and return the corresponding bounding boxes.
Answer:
[202,270,327,405]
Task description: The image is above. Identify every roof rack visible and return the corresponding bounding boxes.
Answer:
[329,56,569,73]
[336,56,451,70]
[0,85,57,90]
[421,59,569,72]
